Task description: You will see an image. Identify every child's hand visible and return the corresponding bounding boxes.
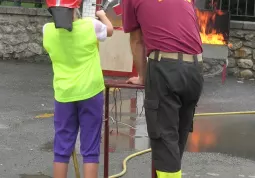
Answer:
[95,10,113,37]
[96,10,106,19]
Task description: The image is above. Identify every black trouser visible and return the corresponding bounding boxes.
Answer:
[144,53,204,173]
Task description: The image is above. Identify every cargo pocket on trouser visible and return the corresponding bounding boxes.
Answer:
[144,99,160,139]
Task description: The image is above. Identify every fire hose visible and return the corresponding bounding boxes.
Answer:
[71,110,255,178]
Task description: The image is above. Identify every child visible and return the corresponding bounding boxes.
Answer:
[43,9,113,178]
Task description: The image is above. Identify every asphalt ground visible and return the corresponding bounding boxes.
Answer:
[0,61,255,178]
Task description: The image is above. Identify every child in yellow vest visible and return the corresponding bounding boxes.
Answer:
[43,9,113,178]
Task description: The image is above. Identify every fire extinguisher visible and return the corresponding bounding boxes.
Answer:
[92,0,114,13]
[92,0,122,15]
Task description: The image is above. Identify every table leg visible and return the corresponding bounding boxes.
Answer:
[152,160,157,178]
[104,87,110,178]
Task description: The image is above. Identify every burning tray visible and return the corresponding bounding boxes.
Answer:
[195,9,230,77]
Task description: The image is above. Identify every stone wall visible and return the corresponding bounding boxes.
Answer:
[228,21,255,79]
[1,6,255,79]
[0,7,51,62]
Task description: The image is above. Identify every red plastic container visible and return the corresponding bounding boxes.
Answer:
[113,3,122,16]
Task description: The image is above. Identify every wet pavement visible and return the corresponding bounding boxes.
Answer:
[0,61,255,178]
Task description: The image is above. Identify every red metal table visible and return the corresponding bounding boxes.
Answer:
[104,79,156,178]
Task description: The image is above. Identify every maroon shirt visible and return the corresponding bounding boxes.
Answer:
[121,0,203,56]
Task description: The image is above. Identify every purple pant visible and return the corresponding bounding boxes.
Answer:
[53,92,103,164]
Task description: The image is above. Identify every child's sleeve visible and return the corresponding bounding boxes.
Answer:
[92,18,108,42]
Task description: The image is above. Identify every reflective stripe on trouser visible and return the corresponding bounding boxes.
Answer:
[156,170,182,178]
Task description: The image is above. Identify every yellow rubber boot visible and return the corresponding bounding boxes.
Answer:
[156,170,182,178]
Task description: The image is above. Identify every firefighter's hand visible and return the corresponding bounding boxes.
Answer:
[96,10,106,19]
[126,76,145,85]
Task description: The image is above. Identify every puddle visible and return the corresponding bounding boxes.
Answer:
[186,114,255,161]
[19,174,51,178]
[40,91,147,153]
[40,91,255,162]
[106,91,255,161]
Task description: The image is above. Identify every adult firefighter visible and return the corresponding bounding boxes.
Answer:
[43,1,113,178]
[122,0,204,177]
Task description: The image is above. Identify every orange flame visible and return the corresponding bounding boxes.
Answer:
[187,121,217,152]
[196,9,226,45]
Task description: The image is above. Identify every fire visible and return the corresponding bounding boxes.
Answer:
[196,9,226,45]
